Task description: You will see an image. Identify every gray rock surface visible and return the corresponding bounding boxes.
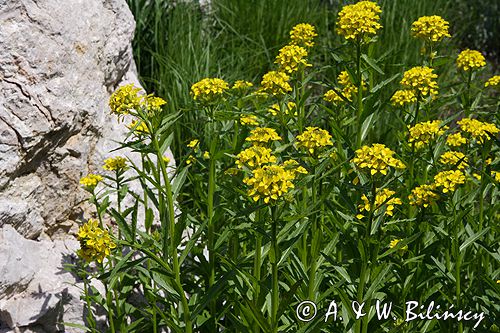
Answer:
[0,0,174,331]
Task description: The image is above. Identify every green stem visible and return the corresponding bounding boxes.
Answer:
[83,274,97,331]
[270,206,279,333]
[453,209,463,333]
[465,70,473,117]
[253,208,262,333]
[104,282,116,333]
[356,40,364,148]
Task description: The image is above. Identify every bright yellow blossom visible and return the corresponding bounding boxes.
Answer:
[283,160,308,176]
[457,118,500,142]
[191,78,229,102]
[492,171,500,183]
[391,90,417,106]
[260,71,292,95]
[267,102,297,116]
[232,80,254,90]
[240,115,259,126]
[296,127,334,154]
[357,188,402,219]
[245,127,282,145]
[290,23,318,48]
[485,75,500,88]
[143,95,167,113]
[127,120,149,134]
[411,15,451,42]
[390,239,408,251]
[103,156,128,171]
[439,151,468,170]
[446,132,467,147]
[408,120,448,149]
[80,174,103,190]
[456,49,486,71]
[275,44,311,73]
[109,84,142,116]
[409,183,439,207]
[243,164,295,204]
[187,139,200,149]
[352,143,405,175]
[400,66,439,97]
[336,1,382,40]
[434,170,466,193]
[77,219,116,263]
[236,146,277,169]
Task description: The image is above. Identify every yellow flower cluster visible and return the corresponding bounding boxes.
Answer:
[243,164,296,203]
[240,115,259,126]
[80,174,103,190]
[439,151,468,170]
[290,23,318,48]
[457,118,500,142]
[492,171,500,183]
[409,183,439,207]
[400,66,439,97]
[434,170,466,193]
[456,49,486,71]
[187,139,200,149]
[246,127,282,145]
[446,132,467,147]
[268,102,297,116]
[232,80,254,90]
[143,95,167,113]
[336,1,382,40]
[103,156,128,171]
[411,15,451,42]
[260,71,292,95]
[324,71,358,104]
[275,44,311,73]
[391,90,417,106]
[485,75,500,88]
[296,127,334,154]
[283,160,308,176]
[236,146,277,169]
[109,84,143,115]
[191,78,229,102]
[352,143,405,175]
[408,120,448,149]
[127,120,149,134]
[77,219,116,263]
[357,188,402,219]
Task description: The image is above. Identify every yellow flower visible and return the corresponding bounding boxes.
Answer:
[127,120,149,134]
[485,75,500,88]
[203,151,210,160]
[323,71,360,104]
[162,156,171,164]
[186,155,196,165]
[232,80,254,90]
[336,1,382,40]
[267,102,297,116]
[243,164,295,204]
[408,120,448,149]
[492,171,500,183]
[409,183,439,207]
[80,174,103,190]
[457,118,500,143]
[391,90,417,106]
[456,49,486,71]
[439,151,469,170]
[187,139,200,149]
[296,127,334,154]
[275,44,311,73]
[357,188,402,219]
[236,146,277,169]
[400,66,438,97]
[446,132,467,147]
[109,84,143,116]
[283,160,308,176]
[245,127,282,145]
[191,78,229,102]
[260,71,292,95]
[77,219,116,263]
[290,23,318,48]
[143,95,167,113]
[240,115,259,126]
[352,143,405,176]
[389,239,408,251]
[323,89,343,104]
[411,15,451,42]
[434,170,466,193]
[103,156,128,171]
